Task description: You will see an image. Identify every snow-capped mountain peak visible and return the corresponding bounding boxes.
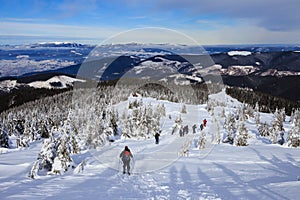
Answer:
[0,75,85,91]
[27,75,85,89]
[227,51,252,56]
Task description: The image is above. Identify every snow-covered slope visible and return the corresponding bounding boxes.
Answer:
[1,92,299,199]
[228,50,252,56]
[258,69,300,77]
[27,75,85,89]
[0,80,18,92]
[220,65,260,76]
[0,75,85,91]
[0,59,77,78]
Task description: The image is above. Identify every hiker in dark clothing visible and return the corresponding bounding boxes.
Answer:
[179,127,184,137]
[192,124,197,134]
[119,146,133,175]
[200,124,204,131]
[155,130,161,144]
[183,125,189,135]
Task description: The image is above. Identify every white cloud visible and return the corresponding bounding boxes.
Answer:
[1,20,300,45]
[0,21,121,40]
[147,0,300,31]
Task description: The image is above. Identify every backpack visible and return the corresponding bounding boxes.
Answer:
[123,150,131,161]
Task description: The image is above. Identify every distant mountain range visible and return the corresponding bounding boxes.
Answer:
[0,43,300,108]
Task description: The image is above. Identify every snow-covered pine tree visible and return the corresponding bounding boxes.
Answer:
[246,104,254,119]
[14,119,25,136]
[109,108,119,136]
[254,102,261,125]
[171,115,180,135]
[270,108,284,144]
[290,109,300,124]
[52,136,74,174]
[215,118,221,144]
[235,118,249,146]
[152,104,163,133]
[0,126,10,148]
[223,113,236,144]
[198,131,206,149]
[38,121,50,138]
[29,160,40,179]
[14,119,27,147]
[206,99,215,114]
[121,101,164,139]
[280,108,286,123]
[287,127,300,147]
[237,104,246,121]
[23,119,34,142]
[181,104,187,114]
[121,110,130,138]
[287,109,300,147]
[258,122,270,137]
[131,106,141,137]
[61,120,80,154]
[38,136,56,172]
[221,107,226,118]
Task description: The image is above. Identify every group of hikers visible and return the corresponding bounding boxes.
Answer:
[119,118,207,175]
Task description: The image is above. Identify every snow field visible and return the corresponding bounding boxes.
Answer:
[0,92,300,199]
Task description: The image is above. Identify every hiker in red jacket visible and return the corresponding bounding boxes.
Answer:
[119,146,133,175]
[203,119,207,127]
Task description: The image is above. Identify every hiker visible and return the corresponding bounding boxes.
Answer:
[179,127,184,137]
[155,130,161,144]
[183,125,189,135]
[278,132,285,145]
[203,119,207,127]
[119,146,133,175]
[192,124,197,134]
[200,124,204,131]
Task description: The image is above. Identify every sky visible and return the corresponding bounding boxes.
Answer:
[0,0,300,45]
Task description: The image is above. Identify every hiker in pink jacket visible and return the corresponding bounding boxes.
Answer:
[119,146,133,175]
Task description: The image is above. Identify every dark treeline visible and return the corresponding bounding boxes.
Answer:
[0,86,71,113]
[226,87,300,115]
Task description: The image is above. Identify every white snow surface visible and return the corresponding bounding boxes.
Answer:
[228,51,252,56]
[0,75,86,91]
[0,80,18,92]
[1,92,300,199]
[0,59,76,77]
[28,75,86,89]
[259,69,300,77]
[221,65,260,76]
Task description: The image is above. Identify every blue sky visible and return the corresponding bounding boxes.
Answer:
[0,0,300,45]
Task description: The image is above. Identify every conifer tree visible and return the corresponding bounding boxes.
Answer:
[181,104,187,114]
[258,122,270,137]
[53,136,73,173]
[221,107,226,118]
[254,102,261,125]
[235,118,249,146]
[270,108,284,144]
[198,131,206,149]
[280,108,286,123]
[109,108,119,135]
[223,113,236,144]
[287,109,300,147]
[38,137,56,172]
[0,127,10,148]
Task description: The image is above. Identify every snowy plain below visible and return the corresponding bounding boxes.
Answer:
[0,91,299,200]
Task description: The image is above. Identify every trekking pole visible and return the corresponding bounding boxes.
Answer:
[118,157,122,173]
[131,156,135,174]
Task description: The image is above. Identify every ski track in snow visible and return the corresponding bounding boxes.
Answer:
[1,94,300,199]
